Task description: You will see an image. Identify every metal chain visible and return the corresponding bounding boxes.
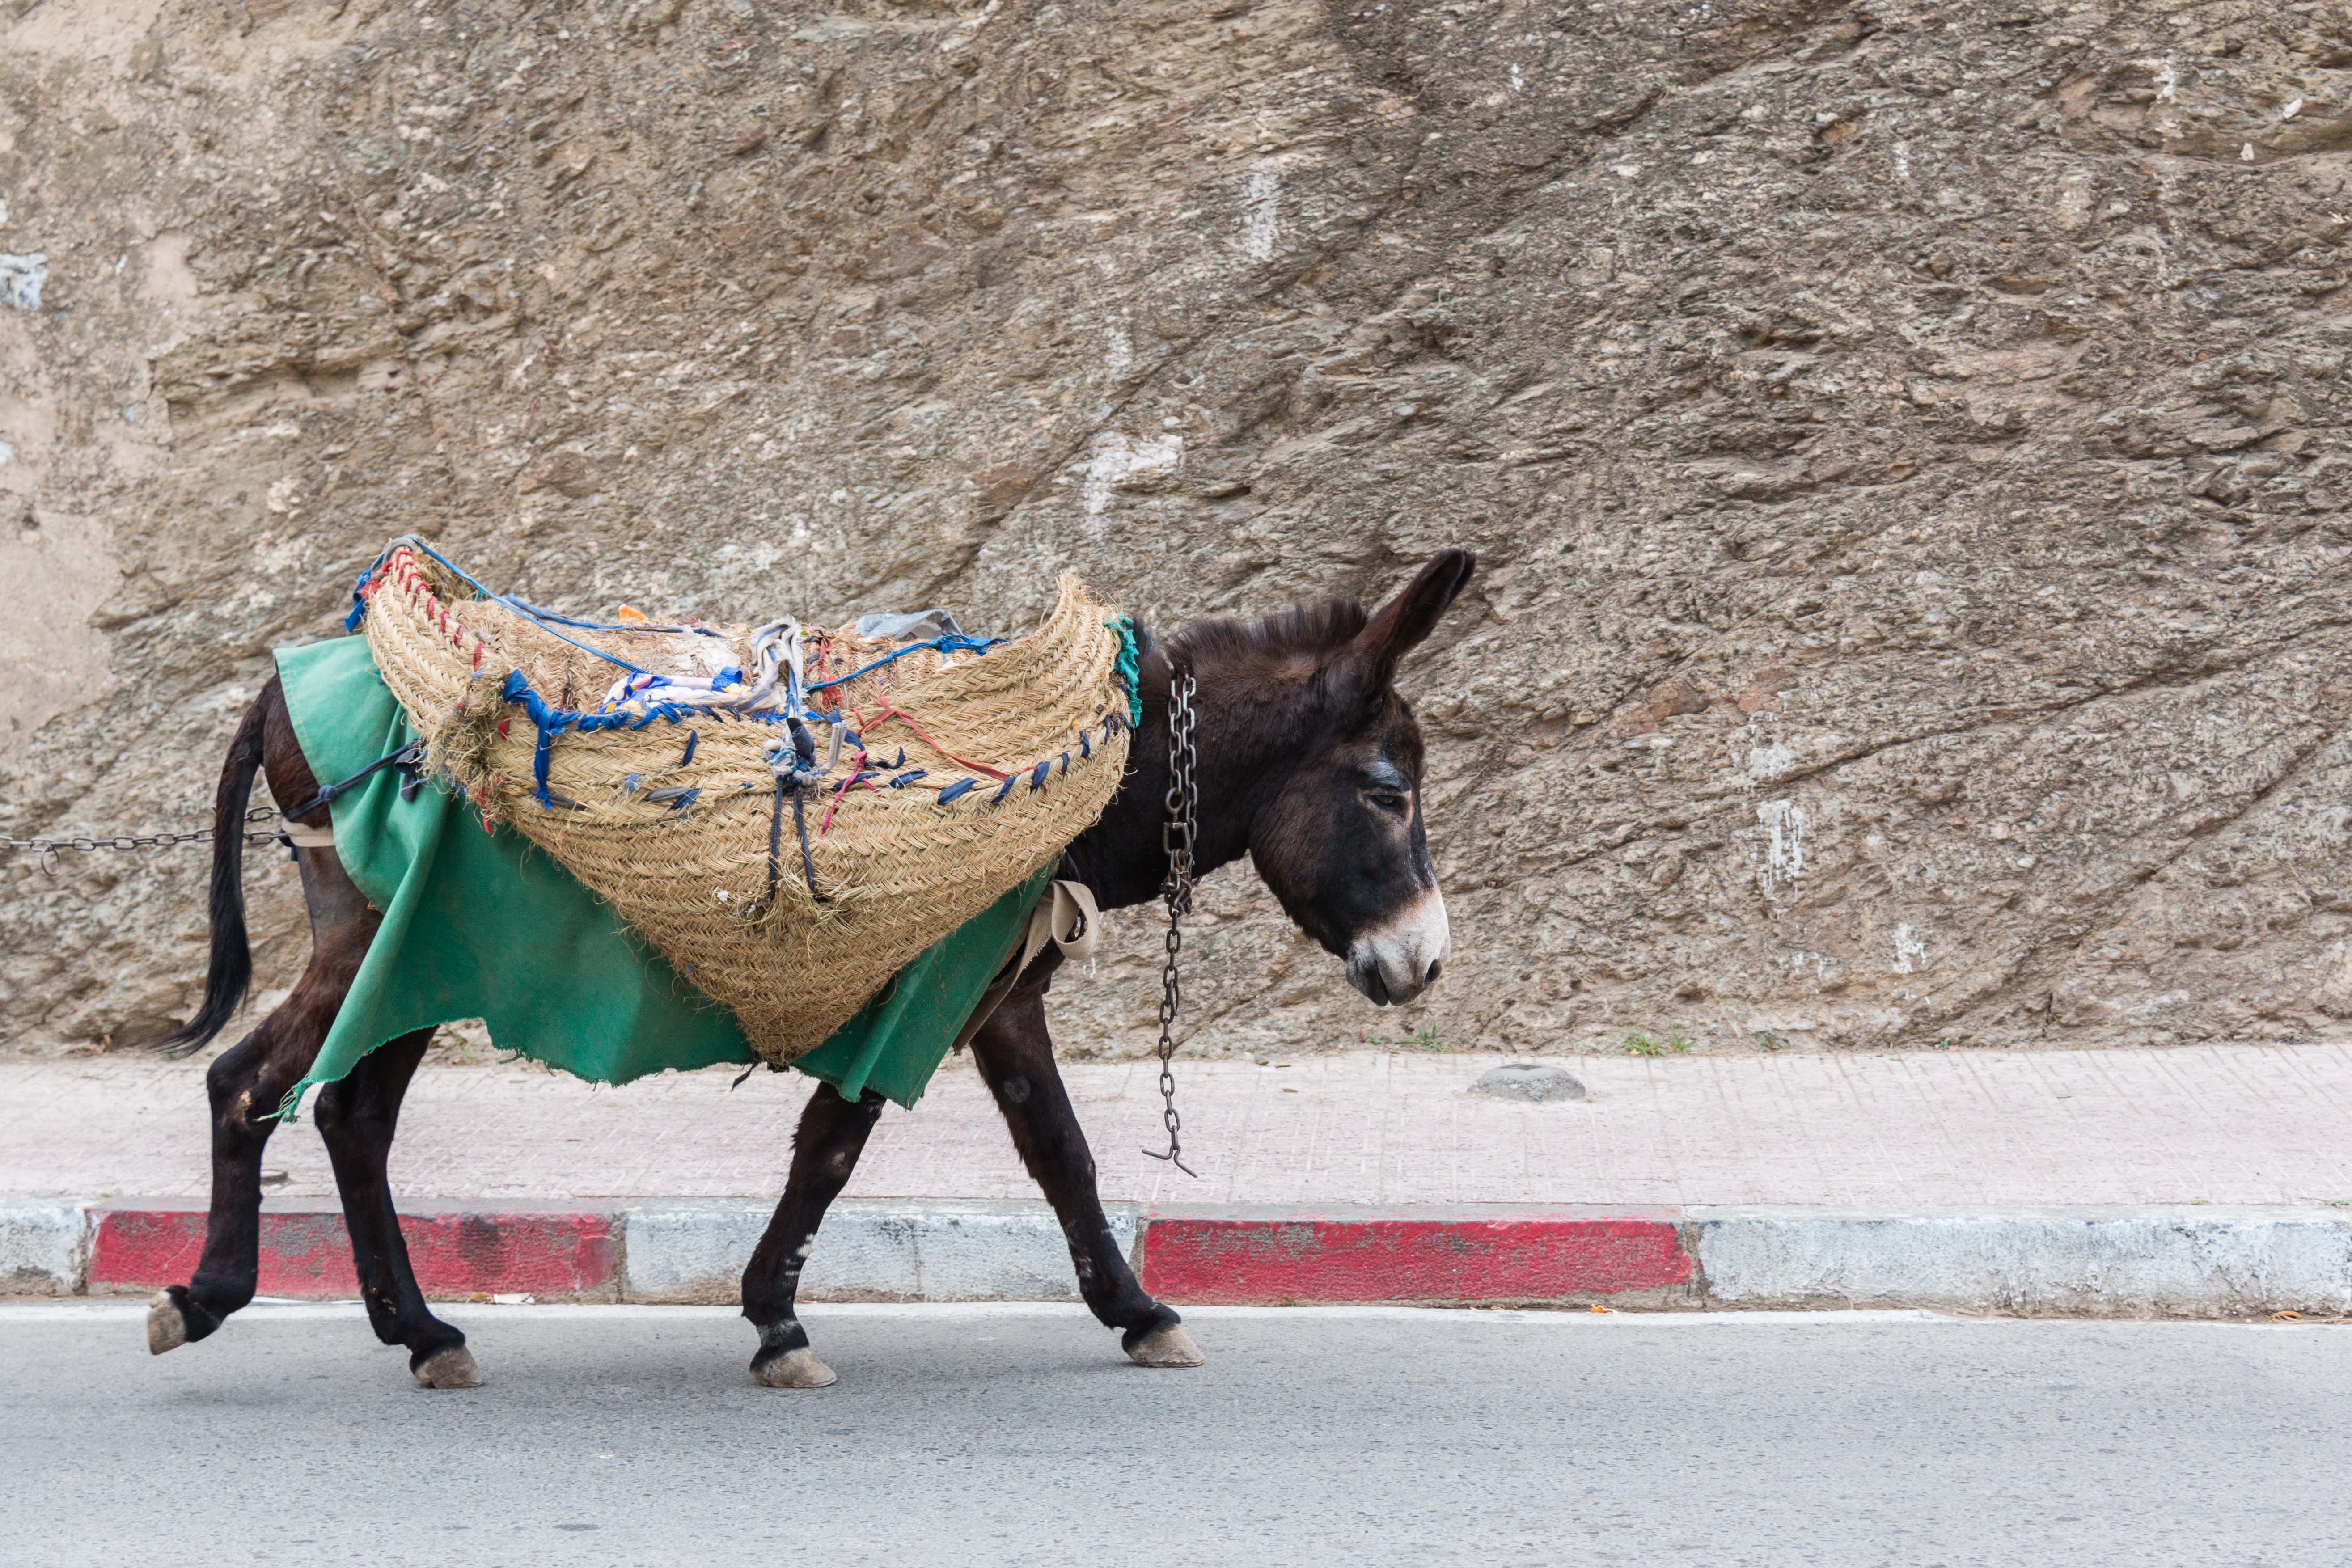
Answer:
[1142,666,1200,1178]
[0,807,284,877]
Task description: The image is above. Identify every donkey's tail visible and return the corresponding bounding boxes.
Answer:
[153,689,271,1056]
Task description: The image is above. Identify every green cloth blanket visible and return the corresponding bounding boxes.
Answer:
[272,637,1047,1116]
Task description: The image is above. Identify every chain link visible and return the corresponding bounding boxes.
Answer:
[0,807,285,876]
[1143,666,1199,1178]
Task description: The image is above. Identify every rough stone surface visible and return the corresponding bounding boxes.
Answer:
[1468,1061,1586,1101]
[3,0,2349,1057]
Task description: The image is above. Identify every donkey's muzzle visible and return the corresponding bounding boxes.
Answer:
[1344,891,1451,1007]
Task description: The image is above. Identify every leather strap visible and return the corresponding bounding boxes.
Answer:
[951,879,1100,1053]
[281,823,337,849]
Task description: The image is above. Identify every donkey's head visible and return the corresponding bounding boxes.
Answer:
[1166,550,1476,1007]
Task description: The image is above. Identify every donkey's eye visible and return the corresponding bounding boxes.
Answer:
[1366,790,1411,816]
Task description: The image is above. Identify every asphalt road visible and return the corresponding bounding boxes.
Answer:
[3,1303,2345,1568]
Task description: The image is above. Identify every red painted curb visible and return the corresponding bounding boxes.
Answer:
[1138,1209,1694,1304]
[86,1206,616,1299]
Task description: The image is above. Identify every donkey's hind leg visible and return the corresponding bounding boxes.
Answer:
[970,980,1204,1368]
[740,1083,887,1388]
[313,1028,477,1388]
[149,849,378,1356]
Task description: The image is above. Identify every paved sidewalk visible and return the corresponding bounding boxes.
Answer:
[10,1043,2352,1206]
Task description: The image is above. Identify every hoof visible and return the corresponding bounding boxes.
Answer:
[1125,1322,1205,1368]
[753,1347,838,1389]
[412,1345,483,1389]
[146,1290,188,1356]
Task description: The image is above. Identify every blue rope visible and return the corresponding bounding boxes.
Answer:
[354,541,1012,759]
[501,668,790,808]
[364,540,1130,819]
[368,536,651,675]
[507,599,729,638]
[344,539,405,630]
[502,671,564,807]
[805,634,1001,691]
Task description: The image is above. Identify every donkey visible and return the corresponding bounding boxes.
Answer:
[149,549,1474,1389]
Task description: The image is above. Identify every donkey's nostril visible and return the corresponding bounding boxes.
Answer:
[1425,958,1443,985]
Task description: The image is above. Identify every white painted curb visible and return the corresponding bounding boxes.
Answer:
[1687,1206,2352,1316]
[622,1198,1143,1305]
[0,1198,89,1296]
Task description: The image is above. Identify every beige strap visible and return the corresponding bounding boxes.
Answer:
[951,879,1101,1052]
[1024,879,1101,971]
[282,822,337,849]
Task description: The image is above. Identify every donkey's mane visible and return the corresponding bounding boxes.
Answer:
[1164,597,1368,670]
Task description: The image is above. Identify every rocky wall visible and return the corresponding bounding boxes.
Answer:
[2,0,2348,1056]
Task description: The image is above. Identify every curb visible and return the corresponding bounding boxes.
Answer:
[0,1199,87,1296]
[1685,1205,2352,1317]
[624,1199,1141,1304]
[83,1201,619,1302]
[1136,1205,1694,1306]
[9,1198,2350,1317]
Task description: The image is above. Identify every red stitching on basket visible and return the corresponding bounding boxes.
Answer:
[382,545,486,664]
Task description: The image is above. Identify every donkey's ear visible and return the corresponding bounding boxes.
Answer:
[1344,549,1476,686]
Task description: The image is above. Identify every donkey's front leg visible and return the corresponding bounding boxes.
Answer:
[740,1082,886,1388]
[970,982,1204,1368]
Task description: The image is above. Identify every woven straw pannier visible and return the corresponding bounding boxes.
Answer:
[357,540,1134,1065]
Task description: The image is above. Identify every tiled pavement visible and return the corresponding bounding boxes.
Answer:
[10,1043,2352,1207]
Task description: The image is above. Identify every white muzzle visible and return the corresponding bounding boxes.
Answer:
[1345,889,1451,1006]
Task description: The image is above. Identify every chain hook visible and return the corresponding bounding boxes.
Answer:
[1142,664,1199,1178]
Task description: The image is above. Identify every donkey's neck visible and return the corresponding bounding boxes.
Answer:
[1063,648,1286,914]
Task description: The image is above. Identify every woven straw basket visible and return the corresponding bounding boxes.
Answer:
[357,541,1134,1064]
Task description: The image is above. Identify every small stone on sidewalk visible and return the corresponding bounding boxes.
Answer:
[1469,1063,1585,1103]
